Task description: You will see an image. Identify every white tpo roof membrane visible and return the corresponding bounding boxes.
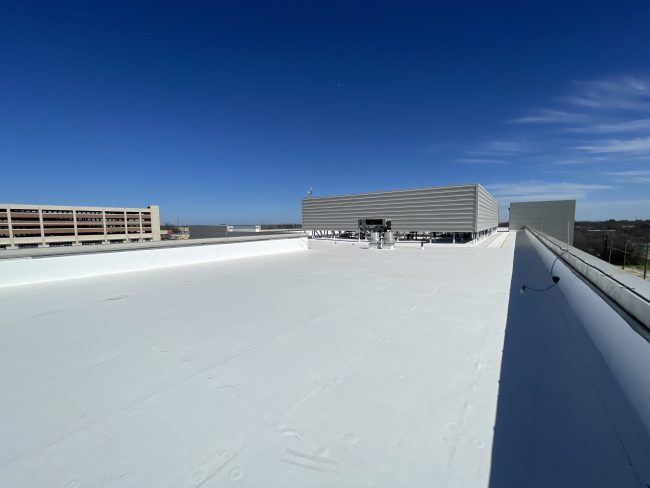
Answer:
[0,234,517,487]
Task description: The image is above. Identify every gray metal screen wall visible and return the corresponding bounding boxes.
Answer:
[302,184,499,233]
[509,200,576,245]
[476,185,499,232]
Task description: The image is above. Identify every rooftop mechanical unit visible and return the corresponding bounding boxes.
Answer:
[358,218,395,249]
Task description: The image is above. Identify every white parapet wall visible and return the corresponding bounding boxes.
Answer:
[0,237,308,288]
[524,229,650,481]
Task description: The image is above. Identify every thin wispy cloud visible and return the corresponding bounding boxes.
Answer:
[500,75,650,162]
[464,140,531,158]
[578,137,650,154]
[548,157,615,165]
[604,169,650,176]
[486,181,613,212]
[561,76,650,110]
[489,180,612,198]
[485,141,527,152]
[455,158,508,164]
[549,158,592,165]
[452,74,648,219]
[563,118,650,133]
[603,169,650,183]
[509,109,592,125]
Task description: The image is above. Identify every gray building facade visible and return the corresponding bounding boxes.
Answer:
[509,200,576,245]
[302,184,498,235]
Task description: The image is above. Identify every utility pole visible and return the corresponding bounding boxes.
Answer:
[621,225,634,270]
[588,229,616,264]
[623,229,628,270]
[643,237,650,280]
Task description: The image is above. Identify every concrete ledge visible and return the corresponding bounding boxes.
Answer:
[0,237,308,288]
[0,232,307,260]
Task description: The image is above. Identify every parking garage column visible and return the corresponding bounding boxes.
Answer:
[102,210,108,244]
[38,207,46,247]
[6,208,16,249]
[73,209,80,245]
[123,210,128,242]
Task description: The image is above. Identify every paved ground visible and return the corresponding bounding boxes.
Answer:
[0,236,516,487]
[620,264,649,281]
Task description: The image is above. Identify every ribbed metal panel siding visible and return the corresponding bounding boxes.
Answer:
[476,185,499,232]
[509,200,576,245]
[302,185,479,232]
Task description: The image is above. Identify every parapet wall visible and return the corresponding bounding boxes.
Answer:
[525,226,650,332]
[525,228,650,482]
[0,236,308,288]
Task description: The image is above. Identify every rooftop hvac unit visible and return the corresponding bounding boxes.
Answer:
[358,218,393,250]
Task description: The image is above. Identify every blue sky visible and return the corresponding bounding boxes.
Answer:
[1,1,649,223]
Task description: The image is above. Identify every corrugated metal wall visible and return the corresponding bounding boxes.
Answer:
[509,200,576,245]
[302,184,499,233]
[476,185,499,232]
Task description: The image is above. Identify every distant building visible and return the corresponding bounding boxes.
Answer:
[160,225,190,240]
[509,200,576,245]
[227,225,261,233]
[0,203,160,249]
[174,226,190,240]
